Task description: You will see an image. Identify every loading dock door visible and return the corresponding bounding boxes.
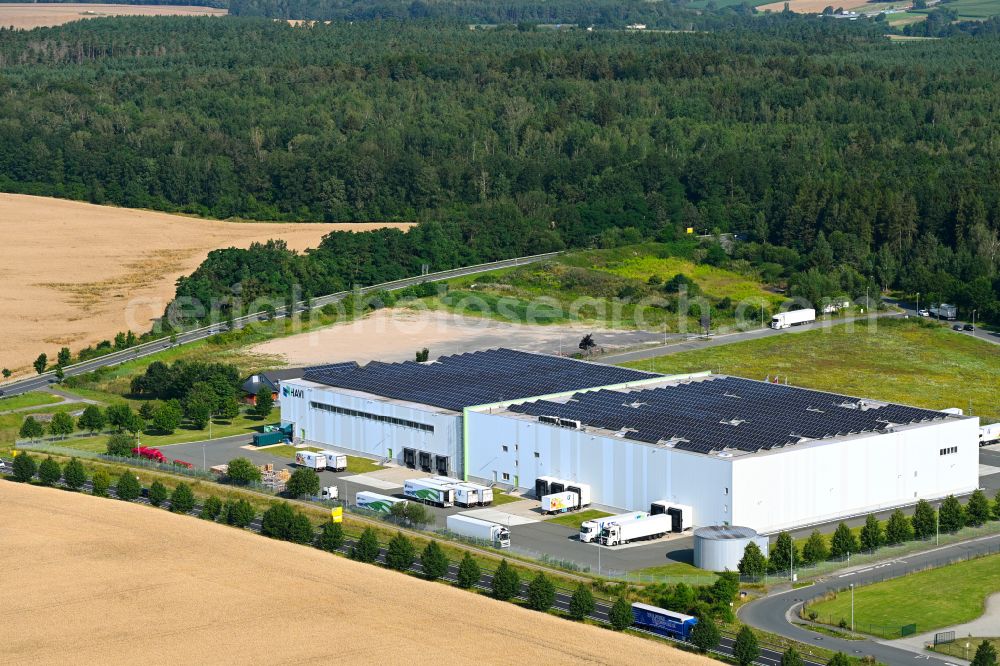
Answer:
[534,478,549,499]
[435,455,449,476]
[666,507,682,532]
[418,451,432,472]
[403,448,416,469]
[549,481,565,494]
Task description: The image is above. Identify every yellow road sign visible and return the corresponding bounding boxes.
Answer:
[330,506,343,523]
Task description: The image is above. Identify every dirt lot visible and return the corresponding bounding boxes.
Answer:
[250,307,665,365]
[0,481,708,665]
[0,3,226,28]
[0,194,412,375]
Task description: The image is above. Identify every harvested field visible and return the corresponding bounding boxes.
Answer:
[249,307,665,365]
[0,481,708,665]
[757,0,869,11]
[0,3,226,29]
[0,194,412,375]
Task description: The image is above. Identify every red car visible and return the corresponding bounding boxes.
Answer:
[172,459,194,469]
[131,446,167,463]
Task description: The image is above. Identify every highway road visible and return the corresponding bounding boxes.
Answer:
[739,532,1000,666]
[0,252,561,398]
[0,464,819,665]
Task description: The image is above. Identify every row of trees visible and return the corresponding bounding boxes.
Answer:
[739,492,999,577]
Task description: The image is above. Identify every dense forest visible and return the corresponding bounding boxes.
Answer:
[0,18,998,324]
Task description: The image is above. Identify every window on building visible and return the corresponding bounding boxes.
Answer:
[309,401,434,433]
[502,445,508,452]
[534,452,540,458]
[724,487,729,495]
[939,446,958,456]
[502,472,510,481]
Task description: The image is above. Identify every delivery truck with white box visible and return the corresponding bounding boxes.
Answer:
[446,514,511,548]
[295,451,327,470]
[599,513,673,546]
[770,308,815,329]
[579,511,647,543]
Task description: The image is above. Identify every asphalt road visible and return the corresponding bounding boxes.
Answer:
[739,531,1000,666]
[890,297,1000,347]
[0,252,561,398]
[598,310,903,366]
[0,466,818,666]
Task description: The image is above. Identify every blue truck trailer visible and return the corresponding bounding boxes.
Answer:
[631,602,698,640]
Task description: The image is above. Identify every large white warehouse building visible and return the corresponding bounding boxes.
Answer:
[280,348,979,534]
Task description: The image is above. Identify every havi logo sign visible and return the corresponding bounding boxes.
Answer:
[282,386,304,399]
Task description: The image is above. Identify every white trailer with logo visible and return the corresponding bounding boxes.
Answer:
[320,450,348,472]
[404,477,455,507]
[462,482,494,505]
[541,491,580,514]
[295,450,327,470]
[356,491,406,514]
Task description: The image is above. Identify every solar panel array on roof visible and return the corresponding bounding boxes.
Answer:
[301,349,655,412]
[508,376,948,456]
[305,361,359,374]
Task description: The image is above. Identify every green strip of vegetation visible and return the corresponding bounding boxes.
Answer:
[546,509,612,529]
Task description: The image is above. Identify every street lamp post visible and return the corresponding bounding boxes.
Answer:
[916,292,919,315]
[972,309,977,337]
[850,583,855,633]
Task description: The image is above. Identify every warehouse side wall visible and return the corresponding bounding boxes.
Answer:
[466,412,734,525]
[730,417,980,533]
[279,380,463,474]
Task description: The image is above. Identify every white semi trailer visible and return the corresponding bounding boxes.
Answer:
[599,513,673,546]
[319,450,348,472]
[404,478,455,507]
[579,511,647,543]
[356,491,406,514]
[447,514,511,548]
[541,491,579,514]
[650,501,694,532]
[770,308,815,329]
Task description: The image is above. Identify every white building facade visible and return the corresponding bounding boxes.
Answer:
[466,404,979,534]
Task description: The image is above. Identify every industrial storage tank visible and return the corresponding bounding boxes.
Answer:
[693,525,769,572]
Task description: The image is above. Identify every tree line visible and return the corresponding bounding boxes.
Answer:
[737,492,999,579]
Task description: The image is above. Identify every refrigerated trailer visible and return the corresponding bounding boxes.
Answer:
[319,450,348,472]
[295,451,327,470]
[770,308,815,329]
[454,484,479,507]
[446,514,511,548]
[579,511,647,543]
[631,603,698,640]
[541,491,579,514]
[599,513,673,546]
[356,491,405,514]
[404,478,455,507]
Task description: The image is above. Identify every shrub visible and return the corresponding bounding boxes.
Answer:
[690,615,720,653]
[420,540,449,580]
[491,559,520,601]
[106,433,134,458]
[289,513,315,544]
[456,552,481,588]
[317,521,345,552]
[568,584,595,621]
[115,471,141,501]
[170,483,195,514]
[526,572,555,612]
[148,480,168,507]
[225,499,256,527]
[11,451,37,483]
[62,458,87,490]
[285,468,320,499]
[733,626,760,666]
[37,457,62,486]
[91,469,111,496]
[200,495,223,520]
[385,532,416,571]
[261,502,296,539]
[351,527,381,563]
[226,457,261,485]
[609,596,633,631]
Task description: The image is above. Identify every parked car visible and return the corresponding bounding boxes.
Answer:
[917,309,930,317]
[953,324,963,331]
[963,323,974,331]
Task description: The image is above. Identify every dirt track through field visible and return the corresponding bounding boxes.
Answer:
[0,194,412,375]
[0,3,226,29]
[0,481,709,665]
